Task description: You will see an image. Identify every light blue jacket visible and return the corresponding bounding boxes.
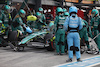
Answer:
[64,15,83,32]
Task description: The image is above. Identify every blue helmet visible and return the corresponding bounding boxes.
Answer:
[69,6,77,14]
[49,22,54,28]
[38,7,43,12]
[19,9,26,14]
[91,9,99,17]
[49,22,54,31]
[4,5,10,10]
[4,5,10,13]
[56,7,63,14]
[36,12,41,16]
[64,12,69,16]
[63,8,67,12]
[0,20,2,23]
[19,9,26,18]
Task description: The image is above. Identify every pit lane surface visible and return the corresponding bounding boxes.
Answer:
[0,42,99,67]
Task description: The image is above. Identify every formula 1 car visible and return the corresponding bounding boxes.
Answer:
[13,22,55,51]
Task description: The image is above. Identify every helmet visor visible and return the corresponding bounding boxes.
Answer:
[5,9,10,13]
[20,13,25,18]
[91,12,96,17]
[65,15,68,17]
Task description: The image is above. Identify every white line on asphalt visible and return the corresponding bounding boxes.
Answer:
[53,55,100,67]
[86,62,100,67]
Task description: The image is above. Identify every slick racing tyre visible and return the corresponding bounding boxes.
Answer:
[44,34,55,51]
[8,31,18,41]
[44,34,53,42]
[46,41,55,51]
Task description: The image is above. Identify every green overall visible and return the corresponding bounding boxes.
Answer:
[91,16,100,51]
[54,15,66,53]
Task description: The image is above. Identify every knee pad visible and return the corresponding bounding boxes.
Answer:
[70,46,74,51]
[61,42,64,45]
[75,47,79,51]
[57,42,60,45]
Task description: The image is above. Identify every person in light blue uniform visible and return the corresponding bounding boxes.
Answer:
[64,6,83,62]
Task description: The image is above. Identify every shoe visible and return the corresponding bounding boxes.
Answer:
[86,51,93,54]
[77,58,82,62]
[87,48,91,51]
[13,47,18,51]
[93,51,99,55]
[54,53,60,55]
[60,53,65,55]
[0,44,2,47]
[86,49,92,54]
[66,58,72,62]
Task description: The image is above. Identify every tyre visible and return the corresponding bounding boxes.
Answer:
[46,41,55,51]
[8,31,18,41]
[44,34,55,51]
[44,34,53,42]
